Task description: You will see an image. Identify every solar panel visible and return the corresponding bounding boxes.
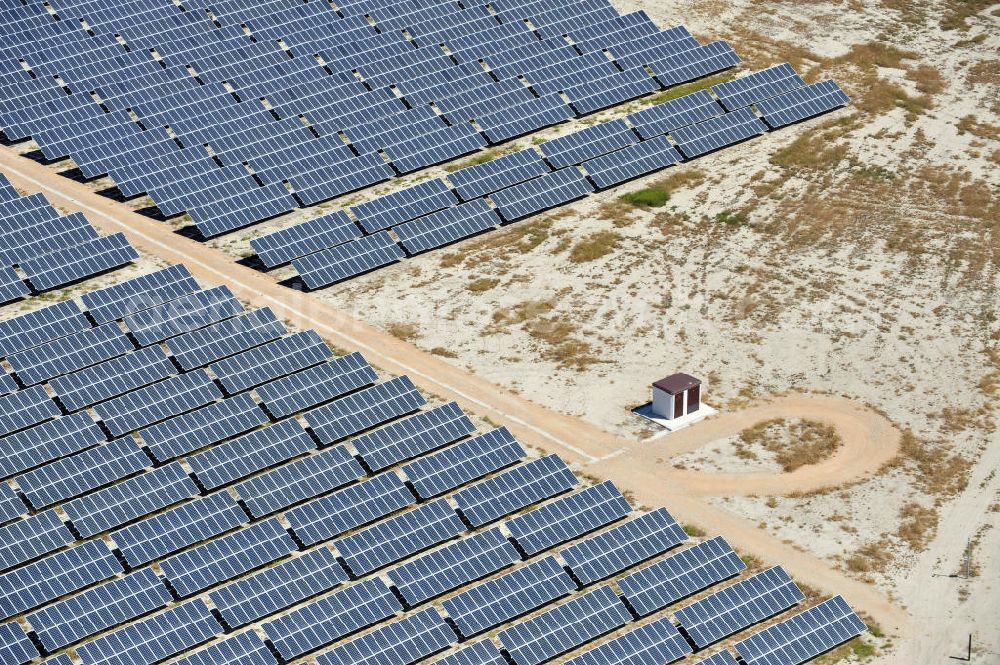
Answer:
[141,393,268,462]
[627,90,723,139]
[734,595,867,665]
[446,148,552,201]
[50,345,177,412]
[17,436,150,509]
[21,232,138,291]
[0,540,123,619]
[0,268,28,305]
[560,507,688,584]
[394,198,501,254]
[188,418,316,490]
[0,299,89,358]
[671,107,767,158]
[387,527,521,606]
[640,40,741,88]
[286,471,415,546]
[27,568,171,651]
[506,480,631,556]
[209,547,348,629]
[256,351,377,418]
[160,519,297,596]
[251,211,363,268]
[75,600,222,665]
[352,401,475,471]
[262,578,402,660]
[478,93,575,143]
[712,63,805,111]
[432,641,507,665]
[489,167,594,221]
[0,372,15,397]
[618,536,747,616]
[63,463,199,537]
[675,566,805,647]
[124,285,243,346]
[305,375,427,444]
[0,485,27,524]
[112,491,248,567]
[442,556,577,636]
[0,510,72,572]
[755,79,851,128]
[318,608,457,665]
[294,231,406,288]
[210,330,333,394]
[403,426,526,498]
[694,651,740,665]
[173,631,277,665]
[82,264,200,324]
[352,179,459,233]
[0,412,106,479]
[7,322,134,385]
[498,586,632,665]
[166,307,286,370]
[453,454,578,526]
[564,67,660,115]
[583,137,681,189]
[93,370,222,437]
[0,622,36,665]
[0,385,59,437]
[540,119,638,169]
[563,617,692,665]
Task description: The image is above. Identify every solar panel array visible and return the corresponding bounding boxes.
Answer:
[0,263,866,665]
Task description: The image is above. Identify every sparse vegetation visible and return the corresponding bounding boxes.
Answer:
[620,187,670,207]
[387,322,420,341]
[569,231,621,263]
[897,502,938,549]
[736,418,843,472]
[467,277,500,292]
[683,523,707,537]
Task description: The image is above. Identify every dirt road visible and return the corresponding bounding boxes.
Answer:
[0,148,909,635]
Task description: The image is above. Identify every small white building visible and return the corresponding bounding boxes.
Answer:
[651,373,702,420]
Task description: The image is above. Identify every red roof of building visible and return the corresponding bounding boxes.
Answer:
[652,373,701,395]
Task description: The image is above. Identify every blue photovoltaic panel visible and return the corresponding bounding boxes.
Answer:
[478,94,575,143]
[166,308,286,370]
[387,527,521,606]
[82,264,200,324]
[453,454,578,527]
[675,566,804,647]
[734,595,867,665]
[627,90,723,139]
[76,600,222,665]
[0,510,72,572]
[446,149,551,201]
[432,641,506,665]
[235,445,365,518]
[187,418,316,490]
[0,412,106,479]
[618,536,747,616]
[286,471,415,546]
[0,540,123,619]
[671,107,767,158]
[442,556,577,637]
[0,269,28,304]
[251,211,363,268]
[498,586,632,665]
[93,370,222,437]
[755,80,851,129]
[160,519,297,596]
[642,40,741,87]
[21,232,138,291]
[27,568,171,651]
[318,608,457,665]
[489,168,594,221]
[7,323,134,385]
[560,507,688,584]
[695,651,740,665]
[263,578,402,660]
[712,63,805,111]
[211,330,333,394]
[394,198,501,254]
[0,385,59,437]
[256,351,377,418]
[173,631,277,665]
[583,137,681,189]
[0,299,89,358]
[0,622,36,665]
[63,463,199,538]
[540,119,638,169]
[124,285,243,346]
[0,373,14,396]
[210,547,348,629]
[305,375,426,444]
[337,499,466,575]
[352,179,459,233]
[141,393,268,462]
[50,345,177,412]
[0,484,27,524]
[563,617,693,665]
[505,480,631,556]
[352,401,475,472]
[18,436,149,509]
[294,232,406,289]
[564,67,661,115]
[112,491,248,567]
[403,426,526,498]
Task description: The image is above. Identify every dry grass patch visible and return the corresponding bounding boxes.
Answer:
[387,322,420,341]
[897,502,938,549]
[467,277,500,293]
[956,114,1000,141]
[736,418,843,472]
[845,539,893,574]
[892,430,972,499]
[430,347,458,358]
[569,231,621,263]
[940,0,993,30]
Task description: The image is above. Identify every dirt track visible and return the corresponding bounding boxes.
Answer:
[0,148,909,635]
